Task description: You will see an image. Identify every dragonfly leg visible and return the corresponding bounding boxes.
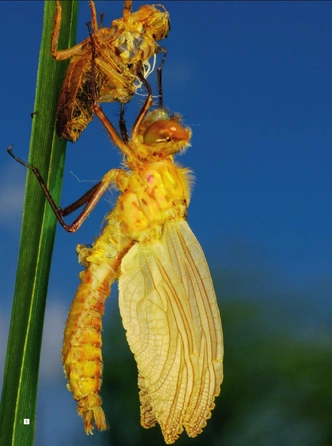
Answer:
[119,102,129,143]
[7,146,122,233]
[157,47,167,109]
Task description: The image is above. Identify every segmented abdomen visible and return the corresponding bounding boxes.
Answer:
[62,260,117,434]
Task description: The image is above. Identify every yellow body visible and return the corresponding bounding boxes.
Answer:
[62,108,224,443]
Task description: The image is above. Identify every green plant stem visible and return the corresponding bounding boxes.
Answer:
[0,2,78,445]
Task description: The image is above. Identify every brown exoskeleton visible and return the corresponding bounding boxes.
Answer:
[52,0,170,142]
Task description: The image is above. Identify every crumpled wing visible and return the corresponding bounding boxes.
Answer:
[118,219,223,444]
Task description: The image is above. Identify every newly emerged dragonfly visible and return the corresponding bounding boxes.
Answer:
[52,0,170,142]
[9,88,223,443]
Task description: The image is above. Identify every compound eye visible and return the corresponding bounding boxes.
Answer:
[143,120,188,145]
[148,109,170,123]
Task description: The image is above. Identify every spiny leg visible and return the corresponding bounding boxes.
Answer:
[7,146,119,233]
[87,20,127,148]
[157,48,167,109]
[119,103,129,143]
[87,20,101,116]
[93,70,153,156]
[132,69,153,136]
[51,1,63,58]
[52,1,92,60]
[99,12,104,28]
[93,104,131,157]
[88,0,99,33]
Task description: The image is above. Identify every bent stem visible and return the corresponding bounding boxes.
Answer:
[0,2,78,445]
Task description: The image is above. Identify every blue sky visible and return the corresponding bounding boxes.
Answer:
[1,2,332,445]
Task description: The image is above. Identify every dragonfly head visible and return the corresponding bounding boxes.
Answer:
[141,109,191,157]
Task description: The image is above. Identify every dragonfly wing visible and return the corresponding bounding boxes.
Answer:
[118,219,223,443]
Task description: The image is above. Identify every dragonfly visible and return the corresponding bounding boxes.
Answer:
[8,82,224,443]
[52,0,170,142]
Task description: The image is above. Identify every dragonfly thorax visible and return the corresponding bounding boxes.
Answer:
[118,160,191,241]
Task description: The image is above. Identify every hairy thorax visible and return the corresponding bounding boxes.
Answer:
[118,160,191,241]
